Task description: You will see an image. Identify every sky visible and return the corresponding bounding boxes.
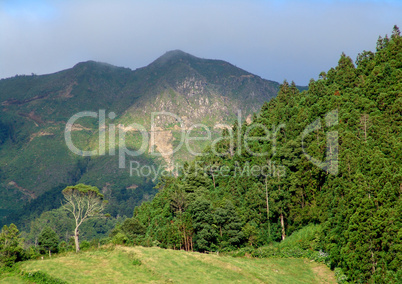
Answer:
[0,0,401,85]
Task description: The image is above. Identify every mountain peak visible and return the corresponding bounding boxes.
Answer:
[70,61,132,77]
[164,49,190,56]
[72,60,119,70]
[150,50,197,67]
[161,49,194,59]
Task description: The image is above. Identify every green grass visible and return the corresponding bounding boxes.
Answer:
[0,276,27,284]
[9,245,336,283]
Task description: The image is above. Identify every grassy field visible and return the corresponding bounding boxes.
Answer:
[1,246,336,283]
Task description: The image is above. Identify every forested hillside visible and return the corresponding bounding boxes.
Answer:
[0,50,279,229]
[113,27,402,283]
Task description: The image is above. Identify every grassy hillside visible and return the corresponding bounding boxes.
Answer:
[4,246,335,283]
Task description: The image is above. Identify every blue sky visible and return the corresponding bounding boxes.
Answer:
[0,0,401,85]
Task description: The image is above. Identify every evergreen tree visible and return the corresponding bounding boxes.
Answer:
[0,224,24,267]
[190,198,218,252]
[215,200,244,249]
[38,226,59,257]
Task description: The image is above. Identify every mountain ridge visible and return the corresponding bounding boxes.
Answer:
[0,50,282,228]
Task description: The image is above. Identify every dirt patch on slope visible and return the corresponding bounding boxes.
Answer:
[8,181,36,199]
[308,260,337,284]
[29,131,54,142]
[58,82,77,98]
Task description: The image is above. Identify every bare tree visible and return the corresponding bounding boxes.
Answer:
[360,113,370,142]
[265,175,271,240]
[62,184,107,252]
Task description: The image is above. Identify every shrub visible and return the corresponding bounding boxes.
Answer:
[111,232,128,245]
[20,270,68,284]
[80,240,91,251]
[126,251,142,266]
[278,224,322,251]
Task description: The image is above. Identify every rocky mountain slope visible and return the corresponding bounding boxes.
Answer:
[0,50,281,225]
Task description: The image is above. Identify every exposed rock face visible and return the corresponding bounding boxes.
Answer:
[149,126,175,172]
[113,51,280,167]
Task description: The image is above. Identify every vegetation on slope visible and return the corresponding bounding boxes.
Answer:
[109,27,402,283]
[0,50,279,230]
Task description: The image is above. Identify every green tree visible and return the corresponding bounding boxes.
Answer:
[190,197,218,252]
[110,217,146,245]
[62,184,108,252]
[214,200,244,249]
[38,226,59,257]
[0,224,24,267]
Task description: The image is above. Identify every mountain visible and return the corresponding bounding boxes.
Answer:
[0,50,281,227]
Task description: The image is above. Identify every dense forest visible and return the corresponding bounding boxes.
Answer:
[1,27,401,283]
[111,27,402,283]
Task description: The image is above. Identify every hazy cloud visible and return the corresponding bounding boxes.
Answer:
[1,0,401,84]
